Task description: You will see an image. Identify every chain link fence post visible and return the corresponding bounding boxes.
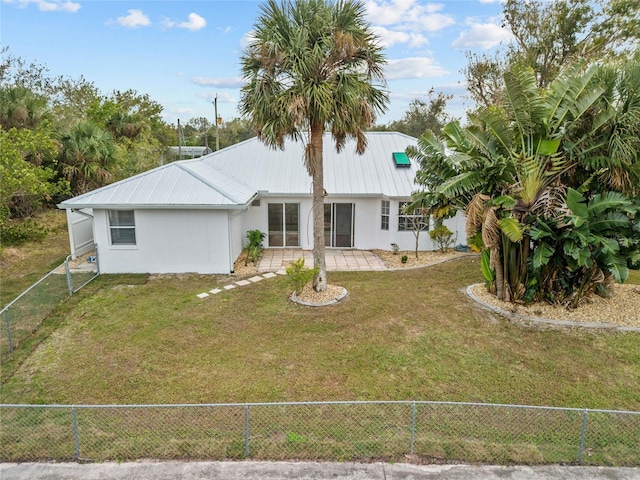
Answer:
[65,256,73,296]
[410,401,416,455]
[72,406,80,461]
[578,409,588,464]
[4,309,14,353]
[244,405,250,458]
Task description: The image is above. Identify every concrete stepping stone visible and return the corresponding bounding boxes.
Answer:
[197,293,209,299]
[209,288,222,294]
[276,270,287,275]
[263,272,277,279]
[236,280,251,286]
[248,276,264,282]
[224,284,236,290]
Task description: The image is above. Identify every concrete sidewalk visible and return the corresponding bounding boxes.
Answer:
[2,461,638,480]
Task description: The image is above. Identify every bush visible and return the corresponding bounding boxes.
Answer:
[286,258,319,294]
[401,255,408,264]
[0,218,49,246]
[430,225,454,253]
[245,229,266,265]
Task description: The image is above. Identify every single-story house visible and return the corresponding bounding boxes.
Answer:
[58,132,466,274]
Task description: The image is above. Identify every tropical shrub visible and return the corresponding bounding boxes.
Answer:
[244,229,266,266]
[286,258,319,295]
[430,225,454,252]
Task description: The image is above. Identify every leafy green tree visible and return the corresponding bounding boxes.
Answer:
[240,0,388,291]
[59,121,117,194]
[373,90,453,138]
[0,124,68,222]
[465,0,640,107]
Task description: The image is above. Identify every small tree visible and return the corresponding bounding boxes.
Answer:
[430,225,454,253]
[401,202,429,259]
[286,258,319,295]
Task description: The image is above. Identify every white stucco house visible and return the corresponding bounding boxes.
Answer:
[58,132,466,274]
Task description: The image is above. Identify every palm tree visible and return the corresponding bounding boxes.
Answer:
[239,0,388,291]
[59,121,117,194]
[0,86,49,130]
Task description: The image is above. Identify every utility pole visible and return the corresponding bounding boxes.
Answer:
[177,118,182,159]
[213,95,220,151]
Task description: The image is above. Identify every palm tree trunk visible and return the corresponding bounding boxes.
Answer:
[310,122,327,292]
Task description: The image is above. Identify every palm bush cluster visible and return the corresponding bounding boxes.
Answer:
[409,62,640,307]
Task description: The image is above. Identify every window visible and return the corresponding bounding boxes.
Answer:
[268,203,299,247]
[381,200,390,230]
[109,210,136,245]
[398,202,428,232]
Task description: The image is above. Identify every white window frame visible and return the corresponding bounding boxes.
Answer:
[108,210,137,246]
[381,200,390,231]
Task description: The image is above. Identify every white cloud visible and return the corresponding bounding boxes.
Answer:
[117,9,150,28]
[163,13,207,31]
[192,76,246,88]
[240,31,256,49]
[217,26,232,34]
[372,26,427,48]
[365,0,454,32]
[385,57,448,80]
[197,92,237,104]
[452,21,512,49]
[178,13,206,31]
[5,0,80,12]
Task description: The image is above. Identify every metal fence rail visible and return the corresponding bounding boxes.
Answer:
[0,247,99,357]
[1,401,638,465]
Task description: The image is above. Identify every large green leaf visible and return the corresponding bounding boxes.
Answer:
[480,249,495,282]
[532,243,555,269]
[497,217,524,242]
[566,188,588,218]
[535,137,561,156]
[530,220,554,241]
[602,253,630,283]
[587,191,631,216]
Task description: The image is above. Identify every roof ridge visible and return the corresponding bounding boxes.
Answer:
[176,162,253,205]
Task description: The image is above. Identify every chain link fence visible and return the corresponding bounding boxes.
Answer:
[0,247,99,357]
[1,401,638,465]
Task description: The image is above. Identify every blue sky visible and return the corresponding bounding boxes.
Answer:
[2,0,512,126]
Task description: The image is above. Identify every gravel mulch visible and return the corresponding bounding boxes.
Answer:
[373,249,472,268]
[470,283,640,328]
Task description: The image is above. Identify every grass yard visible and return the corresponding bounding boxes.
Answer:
[2,257,639,411]
[0,209,70,307]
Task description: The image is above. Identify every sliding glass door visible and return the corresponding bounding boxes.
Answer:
[268,203,300,247]
[324,203,354,248]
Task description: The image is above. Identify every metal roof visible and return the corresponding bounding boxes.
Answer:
[202,131,420,198]
[58,161,256,210]
[58,132,420,210]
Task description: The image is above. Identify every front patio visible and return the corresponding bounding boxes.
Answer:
[256,249,387,272]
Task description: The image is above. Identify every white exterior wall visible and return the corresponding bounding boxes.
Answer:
[240,196,467,252]
[94,209,232,274]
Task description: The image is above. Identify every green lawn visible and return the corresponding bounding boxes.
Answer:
[1,209,70,308]
[2,257,639,411]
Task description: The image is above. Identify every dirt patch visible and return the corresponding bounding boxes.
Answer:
[470,283,640,328]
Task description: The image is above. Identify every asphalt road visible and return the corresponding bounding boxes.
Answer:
[2,461,639,480]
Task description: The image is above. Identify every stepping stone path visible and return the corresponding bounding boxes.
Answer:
[197,272,281,299]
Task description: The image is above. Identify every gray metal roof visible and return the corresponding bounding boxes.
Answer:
[58,132,420,210]
[58,160,256,210]
[203,131,419,198]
